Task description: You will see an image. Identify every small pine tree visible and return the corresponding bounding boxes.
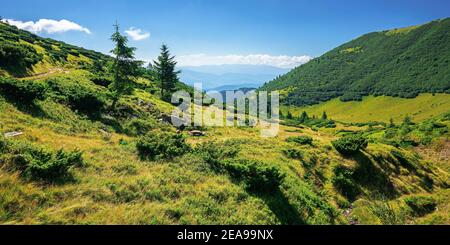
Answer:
[402,115,413,126]
[299,111,309,123]
[286,110,293,119]
[152,44,180,101]
[109,23,142,109]
[322,111,328,120]
[389,118,395,128]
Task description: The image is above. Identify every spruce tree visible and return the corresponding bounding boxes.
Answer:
[286,110,293,119]
[389,118,395,128]
[109,23,141,109]
[152,44,180,101]
[299,111,309,123]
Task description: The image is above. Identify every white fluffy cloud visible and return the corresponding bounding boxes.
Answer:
[176,54,312,68]
[2,18,91,34]
[125,27,150,41]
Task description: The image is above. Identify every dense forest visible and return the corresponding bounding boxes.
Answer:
[260,18,450,106]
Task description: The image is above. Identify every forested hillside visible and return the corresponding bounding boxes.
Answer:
[261,18,450,106]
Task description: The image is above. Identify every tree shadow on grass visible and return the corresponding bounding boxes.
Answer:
[254,189,307,225]
[225,173,306,224]
[352,151,398,199]
[0,96,47,119]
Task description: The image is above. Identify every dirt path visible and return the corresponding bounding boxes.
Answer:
[23,68,70,80]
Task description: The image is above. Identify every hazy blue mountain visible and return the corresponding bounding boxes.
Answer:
[179,64,289,90]
[208,84,257,92]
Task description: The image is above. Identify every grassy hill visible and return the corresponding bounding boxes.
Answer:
[261,18,450,106]
[0,21,111,77]
[282,93,450,123]
[0,21,449,225]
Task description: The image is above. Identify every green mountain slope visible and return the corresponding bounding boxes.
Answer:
[261,18,450,106]
[0,21,111,77]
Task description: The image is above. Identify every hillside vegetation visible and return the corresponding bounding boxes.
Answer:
[261,18,450,106]
[282,93,450,123]
[0,21,449,225]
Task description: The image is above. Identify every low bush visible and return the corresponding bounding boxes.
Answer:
[90,75,112,87]
[332,134,368,155]
[124,118,155,136]
[0,77,46,103]
[2,141,84,182]
[286,135,313,145]
[46,78,107,115]
[195,141,283,192]
[283,148,303,159]
[222,159,285,192]
[404,195,437,216]
[195,140,240,169]
[136,131,190,160]
[0,40,43,70]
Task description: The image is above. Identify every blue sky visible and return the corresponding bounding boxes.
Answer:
[2,0,450,68]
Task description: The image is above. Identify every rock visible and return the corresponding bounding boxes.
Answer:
[188,130,206,136]
[4,131,23,138]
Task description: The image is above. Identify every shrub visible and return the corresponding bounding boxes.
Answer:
[332,165,360,201]
[222,159,285,192]
[286,135,313,145]
[283,148,303,159]
[0,78,46,103]
[0,40,42,70]
[136,131,190,160]
[195,141,283,192]
[124,118,155,136]
[23,149,84,181]
[91,75,112,87]
[404,195,437,216]
[195,140,240,169]
[332,134,368,155]
[46,78,107,115]
[3,142,84,182]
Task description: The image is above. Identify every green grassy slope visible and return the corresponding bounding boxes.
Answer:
[283,93,450,123]
[0,21,111,77]
[261,18,450,106]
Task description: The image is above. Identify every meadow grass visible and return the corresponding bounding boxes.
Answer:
[282,94,450,123]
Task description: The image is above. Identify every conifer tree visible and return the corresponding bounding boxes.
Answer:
[322,111,328,120]
[286,110,293,119]
[109,23,142,109]
[389,118,395,128]
[299,111,309,123]
[152,44,180,101]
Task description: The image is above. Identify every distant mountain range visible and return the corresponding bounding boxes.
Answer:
[179,64,290,91]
